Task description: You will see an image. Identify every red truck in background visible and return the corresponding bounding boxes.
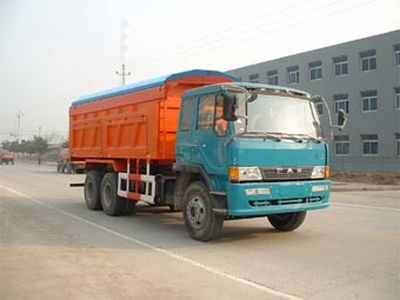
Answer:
[0,150,15,165]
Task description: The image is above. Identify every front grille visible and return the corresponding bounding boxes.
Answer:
[249,197,322,207]
[260,166,314,181]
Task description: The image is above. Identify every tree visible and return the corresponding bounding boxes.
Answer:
[31,136,49,154]
[0,136,48,154]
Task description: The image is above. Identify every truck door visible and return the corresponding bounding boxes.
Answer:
[176,97,195,164]
[191,94,227,175]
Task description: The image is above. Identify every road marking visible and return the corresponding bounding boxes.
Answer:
[331,202,400,212]
[0,184,304,300]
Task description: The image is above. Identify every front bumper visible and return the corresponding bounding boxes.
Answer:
[226,180,331,217]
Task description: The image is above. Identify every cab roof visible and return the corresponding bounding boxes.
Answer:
[183,82,312,99]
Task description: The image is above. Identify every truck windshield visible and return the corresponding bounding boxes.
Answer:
[234,93,322,139]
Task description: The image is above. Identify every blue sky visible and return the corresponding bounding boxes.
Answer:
[0,0,399,142]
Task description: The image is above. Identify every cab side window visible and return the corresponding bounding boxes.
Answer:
[198,95,215,130]
[180,99,194,131]
[214,95,227,136]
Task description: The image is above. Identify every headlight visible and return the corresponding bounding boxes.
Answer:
[229,166,262,182]
[311,166,327,179]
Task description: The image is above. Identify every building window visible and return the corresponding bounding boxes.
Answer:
[267,70,279,85]
[360,49,376,72]
[361,90,378,112]
[309,61,322,80]
[287,66,299,84]
[395,87,400,109]
[249,74,259,83]
[361,134,378,155]
[333,94,349,114]
[394,44,400,66]
[333,55,348,76]
[334,135,349,156]
[396,133,400,155]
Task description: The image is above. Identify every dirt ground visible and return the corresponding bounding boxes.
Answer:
[331,171,400,185]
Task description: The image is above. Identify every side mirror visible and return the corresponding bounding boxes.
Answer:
[223,94,238,121]
[337,109,347,130]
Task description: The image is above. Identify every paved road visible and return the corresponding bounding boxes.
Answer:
[1,163,399,300]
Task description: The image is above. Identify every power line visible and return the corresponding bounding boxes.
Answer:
[135,0,375,72]
[115,63,131,86]
[127,0,342,65]
[15,110,24,143]
[129,0,311,65]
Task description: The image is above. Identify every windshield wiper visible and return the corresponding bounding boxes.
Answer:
[237,132,282,142]
[224,131,281,146]
[293,133,322,143]
[265,132,303,143]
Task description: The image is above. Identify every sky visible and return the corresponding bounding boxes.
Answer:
[0,0,399,143]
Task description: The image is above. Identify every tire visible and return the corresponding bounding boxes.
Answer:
[100,172,127,216]
[123,200,136,215]
[267,211,307,232]
[182,181,224,242]
[84,171,103,210]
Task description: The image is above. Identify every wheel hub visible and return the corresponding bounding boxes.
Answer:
[187,196,206,229]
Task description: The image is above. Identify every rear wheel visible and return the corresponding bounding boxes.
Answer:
[267,211,306,232]
[183,181,224,242]
[84,171,103,210]
[101,172,127,216]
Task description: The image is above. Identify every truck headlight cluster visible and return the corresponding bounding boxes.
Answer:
[311,166,329,179]
[229,166,263,182]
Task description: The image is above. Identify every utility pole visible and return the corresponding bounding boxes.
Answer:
[115,20,131,86]
[115,63,131,85]
[15,110,24,143]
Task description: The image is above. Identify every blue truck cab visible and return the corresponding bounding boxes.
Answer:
[175,82,338,241]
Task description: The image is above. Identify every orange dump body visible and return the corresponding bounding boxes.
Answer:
[70,71,235,168]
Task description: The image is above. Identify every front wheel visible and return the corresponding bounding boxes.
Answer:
[182,182,224,242]
[267,211,306,232]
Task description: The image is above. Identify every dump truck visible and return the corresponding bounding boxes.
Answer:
[70,69,346,241]
[57,148,85,173]
[0,150,15,165]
